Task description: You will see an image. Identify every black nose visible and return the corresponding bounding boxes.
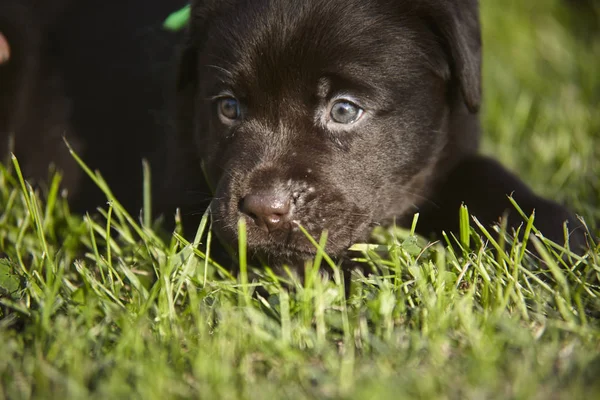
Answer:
[240,192,292,232]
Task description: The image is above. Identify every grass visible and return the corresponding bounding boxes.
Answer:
[1,0,599,398]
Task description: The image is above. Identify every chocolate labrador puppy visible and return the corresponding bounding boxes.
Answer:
[171,0,586,266]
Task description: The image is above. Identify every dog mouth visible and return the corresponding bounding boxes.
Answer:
[239,215,322,255]
[235,215,359,260]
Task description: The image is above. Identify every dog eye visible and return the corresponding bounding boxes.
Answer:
[217,97,241,121]
[330,100,363,124]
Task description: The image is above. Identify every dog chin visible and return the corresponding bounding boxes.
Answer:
[214,212,368,262]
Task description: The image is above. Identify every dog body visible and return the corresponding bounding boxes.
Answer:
[173,0,585,264]
[0,0,187,212]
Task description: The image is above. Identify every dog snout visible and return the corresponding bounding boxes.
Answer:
[240,191,293,233]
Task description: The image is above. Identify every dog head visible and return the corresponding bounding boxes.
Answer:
[176,0,481,262]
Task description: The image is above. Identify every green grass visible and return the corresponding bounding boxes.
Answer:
[1,0,599,398]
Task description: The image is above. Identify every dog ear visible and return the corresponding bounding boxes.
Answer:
[175,2,209,141]
[165,0,228,219]
[175,0,231,137]
[175,39,198,139]
[171,0,231,182]
[418,0,482,113]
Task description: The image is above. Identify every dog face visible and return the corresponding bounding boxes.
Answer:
[177,0,481,262]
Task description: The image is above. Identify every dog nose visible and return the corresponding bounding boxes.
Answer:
[240,192,292,232]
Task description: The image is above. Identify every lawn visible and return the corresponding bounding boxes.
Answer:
[1,0,599,399]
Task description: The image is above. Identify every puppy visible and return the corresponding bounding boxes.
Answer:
[172,0,586,266]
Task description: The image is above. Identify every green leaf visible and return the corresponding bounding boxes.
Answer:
[163,5,191,32]
[0,258,22,297]
[401,236,422,256]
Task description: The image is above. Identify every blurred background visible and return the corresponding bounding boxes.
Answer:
[480,0,599,226]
